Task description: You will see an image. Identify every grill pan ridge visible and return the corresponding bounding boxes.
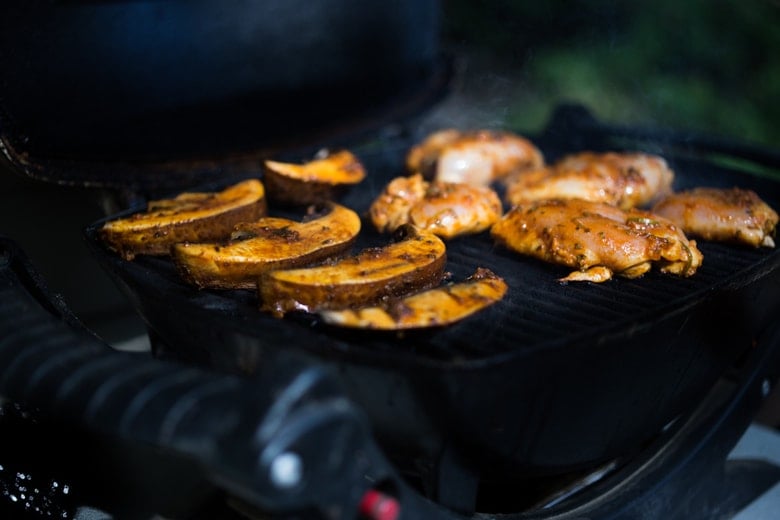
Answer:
[85,110,780,480]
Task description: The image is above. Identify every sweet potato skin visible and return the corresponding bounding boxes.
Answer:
[171,203,361,290]
[319,268,507,330]
[260,225,447,316]
[100,179,267,260]
[264,150,365,205]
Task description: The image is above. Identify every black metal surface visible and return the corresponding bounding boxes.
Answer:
[515,319,780,520]
[0,1,447,190]
[82,107,780,497]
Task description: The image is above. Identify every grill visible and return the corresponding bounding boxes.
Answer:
[2,105,777,517]
[86,107,780,365]
[1,4,780,518]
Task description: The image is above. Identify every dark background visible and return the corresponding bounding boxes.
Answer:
[436,0,779,149]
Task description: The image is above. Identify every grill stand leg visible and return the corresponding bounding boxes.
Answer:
[430,444,480,515]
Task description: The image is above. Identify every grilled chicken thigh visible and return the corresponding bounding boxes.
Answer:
[504,151,674,209]
[652,187,778,248]
[406,129,544,186]
[491,198,702,282]
[369,174,502,239]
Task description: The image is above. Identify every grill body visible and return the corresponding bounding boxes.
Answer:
[84,108,780,482]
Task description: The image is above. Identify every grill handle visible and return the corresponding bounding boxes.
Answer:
[0,237,401,518]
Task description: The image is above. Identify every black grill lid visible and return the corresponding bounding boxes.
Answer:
[0,1,446,190]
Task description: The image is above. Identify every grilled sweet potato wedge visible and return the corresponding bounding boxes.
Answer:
[260,225,447,316]
[264,150,366,205]
[100,179,267,260]
[171,203,361,290]
[319,268,507,330]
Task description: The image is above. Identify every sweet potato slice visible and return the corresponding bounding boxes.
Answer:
[260,225,447,316]
[319,268,507,330]
[100,179,267,260]
[172,203,361,290]
[264,150,366,205]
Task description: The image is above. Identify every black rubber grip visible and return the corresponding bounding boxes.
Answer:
[0,237,376,515]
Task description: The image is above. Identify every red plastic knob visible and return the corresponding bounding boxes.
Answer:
[359,489,401,520]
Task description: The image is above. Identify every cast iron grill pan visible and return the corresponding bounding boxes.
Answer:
[85,109,780,481]
[86,139,780,362]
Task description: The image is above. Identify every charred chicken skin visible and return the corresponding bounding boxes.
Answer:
[491,198,702,283]
[652,187,778,248]
[369,174,502,239]
[504,151,674,210]
[406,129,544,186]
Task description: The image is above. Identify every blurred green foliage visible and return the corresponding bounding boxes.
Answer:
[442,0,780,147]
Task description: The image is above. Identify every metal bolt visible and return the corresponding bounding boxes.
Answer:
[269,452,303,489]
[761,378,772,398]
